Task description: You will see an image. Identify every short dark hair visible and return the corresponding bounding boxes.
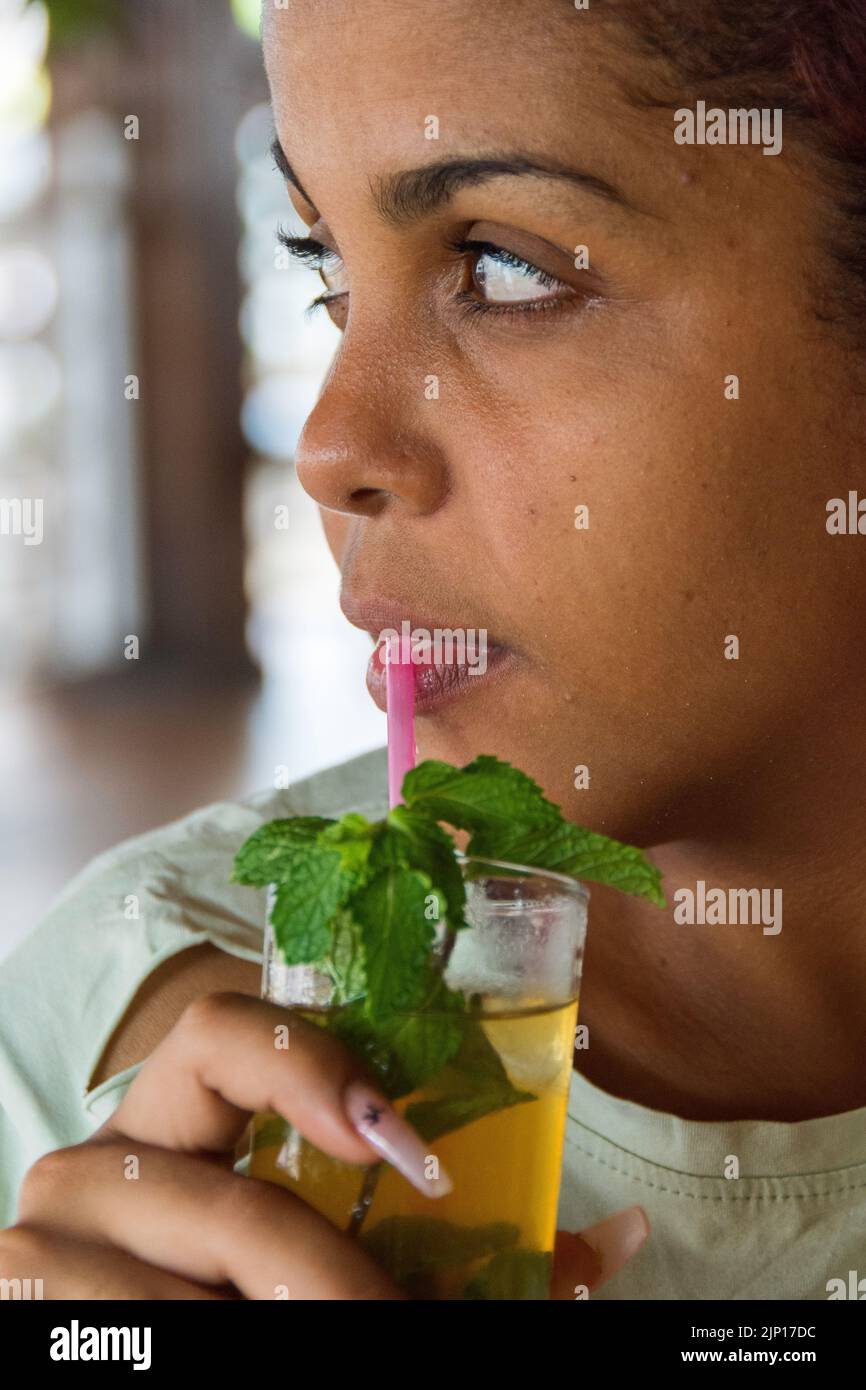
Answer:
[604,0,866,340]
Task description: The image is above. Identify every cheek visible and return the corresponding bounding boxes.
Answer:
[441,359,772,675]
[487,366,851,720]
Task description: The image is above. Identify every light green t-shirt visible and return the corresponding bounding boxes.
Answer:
[1,746,864,1300]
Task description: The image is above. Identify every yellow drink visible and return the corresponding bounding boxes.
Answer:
[249,996,578,1299]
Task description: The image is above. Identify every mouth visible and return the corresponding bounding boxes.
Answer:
[340,594,519,715]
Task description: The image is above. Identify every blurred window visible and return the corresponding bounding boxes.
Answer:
[234,98,386,781]
[0,0,143,690]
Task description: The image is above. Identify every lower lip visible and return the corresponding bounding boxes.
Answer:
[365,641,517,714]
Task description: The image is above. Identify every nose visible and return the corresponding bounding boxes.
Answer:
[294,337,449,518]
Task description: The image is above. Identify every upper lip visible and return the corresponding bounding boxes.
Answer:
[339,592,508,649]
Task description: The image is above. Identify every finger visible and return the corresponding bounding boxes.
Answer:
[103,992,420,1175]
[551,1206,650,1299]
[16,1139,402,1301]
[0,1223,236,1300]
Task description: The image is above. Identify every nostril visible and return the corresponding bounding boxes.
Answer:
[347,487,389,514]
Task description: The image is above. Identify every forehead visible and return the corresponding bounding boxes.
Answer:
[262,0,670,211]
[263,0,579,89]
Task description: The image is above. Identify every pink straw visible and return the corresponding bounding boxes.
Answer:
[386,634,416,807]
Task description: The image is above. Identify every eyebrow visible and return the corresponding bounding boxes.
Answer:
[270,135,643,224]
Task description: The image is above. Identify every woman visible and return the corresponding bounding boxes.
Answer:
[1,0,865,1299]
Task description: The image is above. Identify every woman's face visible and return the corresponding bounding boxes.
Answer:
[264,0,864,844]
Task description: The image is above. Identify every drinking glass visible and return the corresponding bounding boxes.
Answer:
[247,855,588,1299]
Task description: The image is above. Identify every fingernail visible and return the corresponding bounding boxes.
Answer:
[343,1081,453,1199]
[577,1205,649,1282]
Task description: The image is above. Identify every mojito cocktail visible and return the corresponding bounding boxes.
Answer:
[248,858,588,1299]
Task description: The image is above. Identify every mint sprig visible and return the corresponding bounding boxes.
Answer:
[360,1215,520,1288]
[401,756,561,838]
[232,754,664,1125]
[463,1249,553,1300]
[231,816,335,887]
[379,806,468,930]
[405,1018,534,1141]
[352,865,439,1020]
[268,840,356,965]
[327,985,465,1100]
[401,754,665,906]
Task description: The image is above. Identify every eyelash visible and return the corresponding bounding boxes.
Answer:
[446,237,574,321]
[275,230,343,315]
[275,225,577,323]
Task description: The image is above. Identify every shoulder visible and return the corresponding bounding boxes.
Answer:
[0,746,387,1226]
[88,745,390,1086]
[245,744,388,822]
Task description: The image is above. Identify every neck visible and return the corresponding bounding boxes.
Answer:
[578,703,866,1123]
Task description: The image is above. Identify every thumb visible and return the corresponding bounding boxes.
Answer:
[551,1205,650,1299]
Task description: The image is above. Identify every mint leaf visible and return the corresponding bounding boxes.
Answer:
[385,806,467,930]
[361,1215,519,1285]
[468,817,665,907]
[375,985,464,1090]
[350,866,440,1020]
[402,755,664,908]
[313,906,366,1004]
[406,1087,532,1143]
[249,1114,291,1153]
[269,842,352,964]
[405,1019,535,1142]
[402,755,559,837]
[326,982,463,1098]
[325,1001,408,1097]
[231,816,335,887]
[319,814,376,887]
[463,1249,552,1300]
[451,1014,519,1084]
[367,823,414,874]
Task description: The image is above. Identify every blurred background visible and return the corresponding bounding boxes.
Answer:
[0,0,385,956]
